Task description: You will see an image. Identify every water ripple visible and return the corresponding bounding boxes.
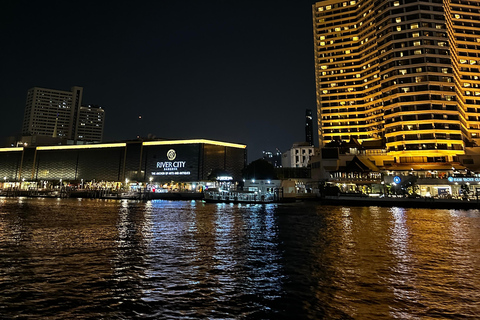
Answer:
[0,199,479,319]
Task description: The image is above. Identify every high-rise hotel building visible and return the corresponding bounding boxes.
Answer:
[313,0,480,162]
[22,86,104,143]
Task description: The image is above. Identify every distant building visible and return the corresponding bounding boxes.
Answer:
[305,109,314,146]
[21,86,104,144]
[262,149,282,168]
[282,142,315,168]
[76,105,105,143]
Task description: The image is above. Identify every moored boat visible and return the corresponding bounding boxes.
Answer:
[203,189,275,204]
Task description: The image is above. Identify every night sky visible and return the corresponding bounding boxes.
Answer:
[0,0,317,162]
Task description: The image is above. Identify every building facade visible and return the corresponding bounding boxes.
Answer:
[306,109,314,146]
[0,139,246,186]
[76,105,105,143]
[282,142,316,168]
[313,0,480,162]
[22,86,104,143]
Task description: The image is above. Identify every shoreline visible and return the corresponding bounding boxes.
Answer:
[2,191,480,210]
[319,196,480,210]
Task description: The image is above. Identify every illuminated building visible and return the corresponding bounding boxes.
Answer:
[0,139,246,186]
[76,105,105,143]
[22,86,104,143]
[262,149,283,168]
[313,0,480,163]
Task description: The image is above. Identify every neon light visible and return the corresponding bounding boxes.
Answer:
[37,143,127,151]
[143,139,246,149]
[0,147,24,152]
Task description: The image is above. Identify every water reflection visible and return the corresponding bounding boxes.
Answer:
[0,199,479,319]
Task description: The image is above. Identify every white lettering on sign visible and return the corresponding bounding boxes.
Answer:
[448,177,480,183]
[152,171,191,176]
[156,161,186,169]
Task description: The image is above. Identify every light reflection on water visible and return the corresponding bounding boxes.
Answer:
[0,198,479,319]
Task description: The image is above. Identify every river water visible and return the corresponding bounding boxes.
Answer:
[0,198,479,319]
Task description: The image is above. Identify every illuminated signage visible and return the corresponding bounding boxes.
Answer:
[448,177,480,183]
[393,176,401,184]
[167,149,176,160]
[217,176,233,181]
[152,149,190,176]
[156,161,186,170]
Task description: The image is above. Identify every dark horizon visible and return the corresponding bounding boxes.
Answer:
[0,1,316,160]
[0,1,318,162]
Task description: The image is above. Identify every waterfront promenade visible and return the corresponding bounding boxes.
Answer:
[1,187,478,209]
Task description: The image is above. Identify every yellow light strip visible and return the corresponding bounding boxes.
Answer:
[0,147,24,152]
[143,139,246,149]
[37,143,127,151]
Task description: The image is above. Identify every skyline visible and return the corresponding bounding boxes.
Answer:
[0,1,317,161]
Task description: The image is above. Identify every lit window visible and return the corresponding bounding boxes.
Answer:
[345,50,351,54]
[414,49,422,54]
[326,5,331,10]
[413,40,421,46]
[320,35,325,40]
[438,41,446,47]
[416,67,422,72]
[318,6,324,11]
[399,69,407,75]
[410,23,419,29]
[353,36,359,41]
[412,32,420,37]
[321,65,328,70]
[396,17,402,23]
[335,27,341,31]
[455,14,461,19]
[394,1,400,6]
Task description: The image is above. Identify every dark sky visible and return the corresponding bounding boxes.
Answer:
[0,0,317,162]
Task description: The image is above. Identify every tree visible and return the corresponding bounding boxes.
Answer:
[242,159,277,180]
